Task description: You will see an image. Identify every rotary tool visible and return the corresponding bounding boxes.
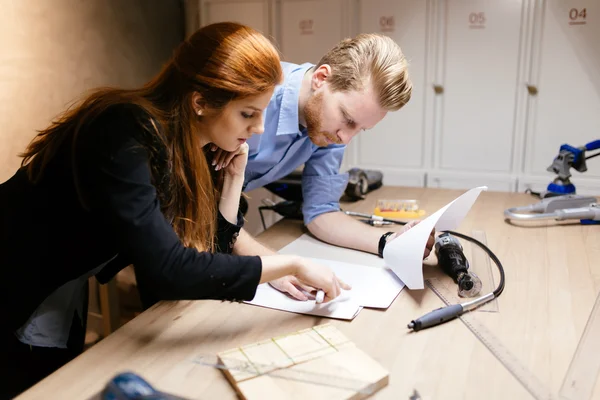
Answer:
[434,232,482,297]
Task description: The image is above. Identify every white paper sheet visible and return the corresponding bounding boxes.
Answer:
[383,186,487,289]
[246,257,405,319]
[278,233,386,268]
[248,282,362,320]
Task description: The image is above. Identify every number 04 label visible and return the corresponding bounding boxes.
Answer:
[568,8,587,26]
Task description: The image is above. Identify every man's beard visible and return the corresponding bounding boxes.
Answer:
[304,92,342,147]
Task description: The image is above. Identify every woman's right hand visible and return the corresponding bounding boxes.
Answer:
[259,255,351,303]
[210,143,249,178]
[292,258,351,303]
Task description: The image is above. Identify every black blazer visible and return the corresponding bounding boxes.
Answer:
[0,104,262,333]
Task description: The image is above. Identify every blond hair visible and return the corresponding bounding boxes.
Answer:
[315,33,412,111]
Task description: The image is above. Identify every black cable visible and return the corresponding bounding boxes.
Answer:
[258,207,268,231]
[364,215,505,298]
[585,151,600,161]
[525,188,542,198]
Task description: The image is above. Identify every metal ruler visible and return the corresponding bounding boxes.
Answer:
[190,354,375,395]
[559,290,600,400]
[189,324,378,396]
[426,232,600,400]
[427,277,557,400]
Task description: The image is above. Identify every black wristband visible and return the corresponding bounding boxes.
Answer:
[378,231,395,258]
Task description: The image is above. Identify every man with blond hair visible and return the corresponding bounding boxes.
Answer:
[230,33,432,300]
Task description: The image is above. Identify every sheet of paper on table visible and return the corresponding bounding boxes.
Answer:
[245,186,487,319]
[246,256,405,320]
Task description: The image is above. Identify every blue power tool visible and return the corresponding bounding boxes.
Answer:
[543,140,600,198]
[102,372,189,400]
[506,140,600,225]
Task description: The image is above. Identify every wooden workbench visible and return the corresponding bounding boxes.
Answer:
[16,187,600,400]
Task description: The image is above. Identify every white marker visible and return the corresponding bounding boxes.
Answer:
[315,290,325,304]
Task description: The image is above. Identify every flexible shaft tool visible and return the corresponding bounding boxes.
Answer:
[408,233,497,332]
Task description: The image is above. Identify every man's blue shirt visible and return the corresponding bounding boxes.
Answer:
[243,62,349,225]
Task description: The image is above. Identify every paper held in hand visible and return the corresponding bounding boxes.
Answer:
[383,186,487,289]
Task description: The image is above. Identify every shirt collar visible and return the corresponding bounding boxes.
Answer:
[276,63,314,136]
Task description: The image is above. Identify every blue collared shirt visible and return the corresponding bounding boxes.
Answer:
[244,62,349,225]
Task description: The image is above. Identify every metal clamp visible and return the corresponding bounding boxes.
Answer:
[504,194,599,221]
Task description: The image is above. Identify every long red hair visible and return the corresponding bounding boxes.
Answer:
[20,22,282,252]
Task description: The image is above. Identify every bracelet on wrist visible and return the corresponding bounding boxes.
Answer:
[378,231,395,258]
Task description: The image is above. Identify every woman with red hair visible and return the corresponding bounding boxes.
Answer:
[0,22,348,398]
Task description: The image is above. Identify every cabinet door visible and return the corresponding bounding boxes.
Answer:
[200,0,269,34]
[435,0,523,177]
[352,0,428,179]
[277,0,346,63]
[522,0,600,189]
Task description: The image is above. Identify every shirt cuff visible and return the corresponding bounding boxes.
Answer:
[301,172,349,225]
[223,255,262,302]
[216,209,244,254]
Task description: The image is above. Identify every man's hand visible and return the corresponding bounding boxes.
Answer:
[387,220,435,259]
[269,276,316,301]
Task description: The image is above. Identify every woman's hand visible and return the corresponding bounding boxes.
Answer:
[213,143,248,223]
[292,258,351,303]
[269,276,317,301]
[210,143,249,178]
[260,255,351,303]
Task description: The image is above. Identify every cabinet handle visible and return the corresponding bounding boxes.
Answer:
[526,84,538,95]
[433,84,444,94]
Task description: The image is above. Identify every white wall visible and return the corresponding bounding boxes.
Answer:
[189,0,600,222]
[0,0,184,183]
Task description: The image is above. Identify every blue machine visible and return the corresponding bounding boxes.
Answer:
[102,372,188,400]
[505,140,600,225]
[544,140,600,198]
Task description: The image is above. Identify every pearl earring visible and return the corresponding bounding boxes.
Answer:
[197,110,202,116]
